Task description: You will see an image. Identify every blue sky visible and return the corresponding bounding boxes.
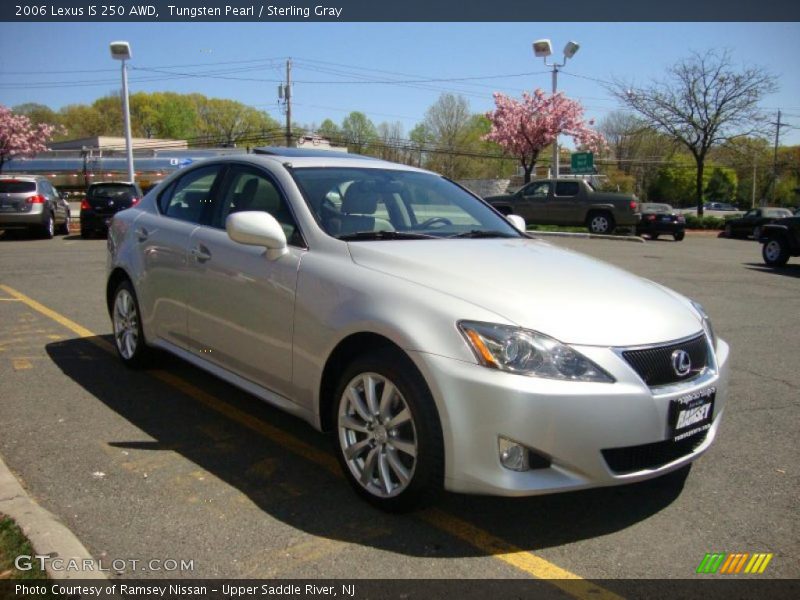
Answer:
[1,22,799,145]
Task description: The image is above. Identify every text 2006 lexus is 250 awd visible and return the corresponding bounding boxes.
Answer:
[106,148,729,511]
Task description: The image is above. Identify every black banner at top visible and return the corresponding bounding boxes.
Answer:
[2,0,800,22]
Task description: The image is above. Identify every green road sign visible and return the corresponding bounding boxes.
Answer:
[571,152,594,174]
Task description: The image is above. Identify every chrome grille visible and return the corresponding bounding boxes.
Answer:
[622,334,709,387]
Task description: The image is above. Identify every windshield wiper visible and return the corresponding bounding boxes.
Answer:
[448,230,518,239]
[337,230,438,241]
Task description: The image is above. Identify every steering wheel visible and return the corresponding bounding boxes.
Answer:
[417,217,453,229]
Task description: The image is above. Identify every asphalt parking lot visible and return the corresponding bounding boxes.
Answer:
[0,231,797,586]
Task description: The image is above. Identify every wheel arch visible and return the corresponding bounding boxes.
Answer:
[318,332,422,433]
[106,267,133,317]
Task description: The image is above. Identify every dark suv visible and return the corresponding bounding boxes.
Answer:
[760,215,800,267]
[80,182,143,238]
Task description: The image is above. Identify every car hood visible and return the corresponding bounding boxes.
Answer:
[347,237,702,347]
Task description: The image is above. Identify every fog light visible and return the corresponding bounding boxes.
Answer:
[499,437,530,471]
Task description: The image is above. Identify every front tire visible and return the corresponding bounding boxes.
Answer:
[332,348,443,512]
[111,279,150,368]
[588,212,615,235]
[762,237,790,267]
[58,213,70,235]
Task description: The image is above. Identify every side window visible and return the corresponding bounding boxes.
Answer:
[555,181,579,196]
[163,166,222,224]
[215,166,301,246]
[523,182,550,198]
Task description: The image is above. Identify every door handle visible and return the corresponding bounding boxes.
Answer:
[135,227,149,242]
[190,246,212,262]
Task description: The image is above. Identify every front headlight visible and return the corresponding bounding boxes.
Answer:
[690,300,717,350]
[458,321,614,382]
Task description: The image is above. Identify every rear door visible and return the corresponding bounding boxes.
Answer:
[549,181,581,224]
[134,165,225,350]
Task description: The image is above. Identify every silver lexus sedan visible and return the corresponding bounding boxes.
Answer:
[106,148,729,512]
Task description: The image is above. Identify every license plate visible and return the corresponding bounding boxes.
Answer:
[660,215,673,221]
[668,387,715,442]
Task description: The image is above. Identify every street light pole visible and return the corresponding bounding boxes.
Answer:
[110,41,135,183]
[533,39,580,182]
[550,63,559,181]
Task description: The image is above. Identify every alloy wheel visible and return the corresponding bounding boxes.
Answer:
[338,372,418,498]
[113,288,140,360]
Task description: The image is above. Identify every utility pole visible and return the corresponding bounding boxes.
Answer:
[285,58,292,147]
[751,158,757,209]
[769,110,789,204]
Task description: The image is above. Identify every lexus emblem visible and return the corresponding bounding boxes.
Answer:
[671,349,692,377]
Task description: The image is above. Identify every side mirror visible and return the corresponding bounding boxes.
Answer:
[506,214,526,232]
[226,211,288,260]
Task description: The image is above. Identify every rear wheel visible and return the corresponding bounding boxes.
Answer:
[80,229,91,239]
[587,212,615,235]
[650,233,659,240]
[762,237,790,267]
[111,279,150,367]
[673,231,685,241]
[332,348,443,512]
[40,212,54,239]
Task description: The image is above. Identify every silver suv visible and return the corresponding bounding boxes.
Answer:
[0,174,70,238]
[106,148,729,511]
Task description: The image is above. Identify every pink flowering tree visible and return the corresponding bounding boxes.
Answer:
[0,104,59,173]
[485,89,606,183]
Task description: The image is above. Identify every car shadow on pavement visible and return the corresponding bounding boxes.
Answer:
[46,336,687,560]
[743,263,800,279]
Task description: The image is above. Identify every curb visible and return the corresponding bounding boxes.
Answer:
[528,230,646,243]
[0,454,106,580]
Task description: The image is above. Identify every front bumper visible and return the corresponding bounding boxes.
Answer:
[411,336,729,496]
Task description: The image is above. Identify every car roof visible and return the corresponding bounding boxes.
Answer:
[189,150,433,174]
[88,181,138,186]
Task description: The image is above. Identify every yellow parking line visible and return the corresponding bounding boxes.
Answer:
[0,283,622,599]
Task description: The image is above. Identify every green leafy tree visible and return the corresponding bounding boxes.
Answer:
[704,168,737,203]
[341,111,377,154]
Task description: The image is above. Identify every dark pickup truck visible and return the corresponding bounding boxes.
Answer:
[485,179,640,234]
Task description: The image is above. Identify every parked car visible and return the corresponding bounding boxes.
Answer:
[81,181,143,239]
[484,178,640,234]
[723,207,793,239]
[0,174,70,238]
[635,203,686,241]
[705,202,738,211]
[759,215,800,267]
[106,148,729,511]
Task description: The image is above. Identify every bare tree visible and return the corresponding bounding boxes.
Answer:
[423,93,472,178]
[611,50,777,215]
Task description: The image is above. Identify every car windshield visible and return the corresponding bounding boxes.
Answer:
[0,180,36,193]
[764,208,792,218]
[89,184,137,199]
[291,167,521,240]
[642,203,672,213]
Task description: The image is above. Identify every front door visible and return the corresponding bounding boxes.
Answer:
[185,164,305,398]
